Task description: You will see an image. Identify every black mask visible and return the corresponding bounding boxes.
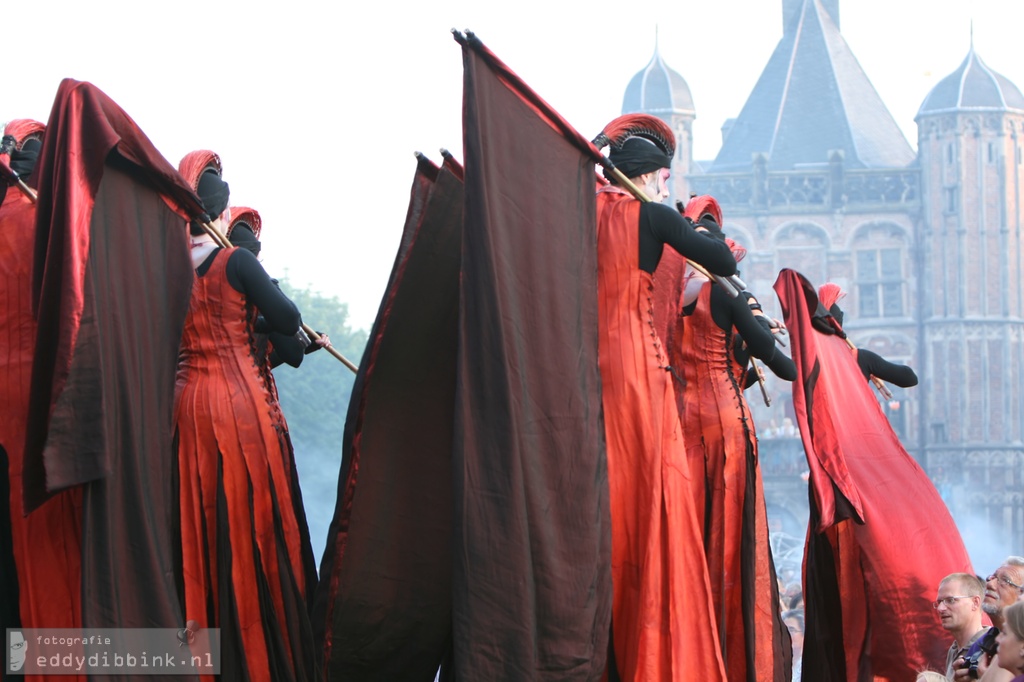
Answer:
[229,224,261,258]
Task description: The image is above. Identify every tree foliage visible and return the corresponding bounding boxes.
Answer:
[272,275,368,562]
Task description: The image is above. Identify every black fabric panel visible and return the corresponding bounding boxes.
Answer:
[313,156,462,681]
[0,444,19,638]
[799,494,846,682]
[454,46,611,680]
[69,162,194,668]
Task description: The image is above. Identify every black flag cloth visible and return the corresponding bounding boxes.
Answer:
[452,31,611,680]
[313,153,464,681]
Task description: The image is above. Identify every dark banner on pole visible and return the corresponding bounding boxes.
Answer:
[453,32,610,680]
[313,154,464,681]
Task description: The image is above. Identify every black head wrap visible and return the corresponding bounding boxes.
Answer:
[606,136,671,183]
[197,169,230,220]
[829,303,844,327]
[229,223,261,258]
[10,137,42,178]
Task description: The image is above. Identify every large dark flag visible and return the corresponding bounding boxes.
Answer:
[313,153,464,680]
[453,31,611,680]
[25,79,204,644]
[774,269,973,681]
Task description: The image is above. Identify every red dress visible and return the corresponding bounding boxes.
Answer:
[679,282,786,682]
[596,189,727,681]
[175,248,313,681]
[0,189,83,670]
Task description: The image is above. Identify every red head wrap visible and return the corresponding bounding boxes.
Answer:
[593,113,676,157]
[3,119,45,148]
[178,149,222,191]
[682,194,724,225]
[227,206,262,240]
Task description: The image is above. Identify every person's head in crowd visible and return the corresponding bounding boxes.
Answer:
[226,206,262,258]
[995,600,1024,677]
[788,589,804,612]
[934,572,986,641]
[983,557,1024,628]
[782,609,804,657]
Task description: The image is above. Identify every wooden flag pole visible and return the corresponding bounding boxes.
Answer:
[199,218,359,374]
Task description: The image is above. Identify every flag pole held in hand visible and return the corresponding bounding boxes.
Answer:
[199,217,358,374]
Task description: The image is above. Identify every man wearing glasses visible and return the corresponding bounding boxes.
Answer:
[953,557,1024,681]
[935,573,988,678]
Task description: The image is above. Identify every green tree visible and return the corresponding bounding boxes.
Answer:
[273,275,368,564]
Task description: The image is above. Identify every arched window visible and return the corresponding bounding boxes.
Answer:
[772,222,829,286]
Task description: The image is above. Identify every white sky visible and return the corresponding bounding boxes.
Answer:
[6,0,1023,330]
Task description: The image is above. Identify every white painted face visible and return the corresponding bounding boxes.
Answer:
[647,168,670,202]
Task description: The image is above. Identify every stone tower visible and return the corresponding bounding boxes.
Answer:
[621,39,695,203]
[915,45,1024,549]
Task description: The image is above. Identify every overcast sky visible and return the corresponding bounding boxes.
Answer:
[6,0,1023,330]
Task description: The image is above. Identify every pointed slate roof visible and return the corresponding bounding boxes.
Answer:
[622,43,694,117]
[709,0,914,172]
[917,46,1024,117]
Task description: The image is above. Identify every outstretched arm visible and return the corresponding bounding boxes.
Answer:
[856,348,918,388]
[640,202,737,276]
[723,289,796,381]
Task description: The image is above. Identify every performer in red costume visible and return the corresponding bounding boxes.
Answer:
[774,268,972,681]
[227,207,328,375]
[594,113,736,681]
[0,120,84,681]
[678,235,795,682]
[175,152,316,681]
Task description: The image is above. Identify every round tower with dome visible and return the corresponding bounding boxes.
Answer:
[915,43,1024,506]
[621,38,695,203]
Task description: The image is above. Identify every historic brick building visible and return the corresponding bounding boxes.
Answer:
[623,0,1024,559]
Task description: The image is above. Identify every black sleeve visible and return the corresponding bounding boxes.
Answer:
[717,288,797,382]
[639,202,738,276]
[268,331,305,368]
[763,348,796,382]
[713,286,777,361]
[856,348,918,387]
[224,249,301,335]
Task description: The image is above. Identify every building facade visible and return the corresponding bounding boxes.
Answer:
[623,0,1024,556]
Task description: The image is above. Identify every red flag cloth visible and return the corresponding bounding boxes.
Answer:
[773,269,973,681]
[24,80,198,650]
[312,153,463,681]
[455,32,612,679]
[25,79,204,508]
